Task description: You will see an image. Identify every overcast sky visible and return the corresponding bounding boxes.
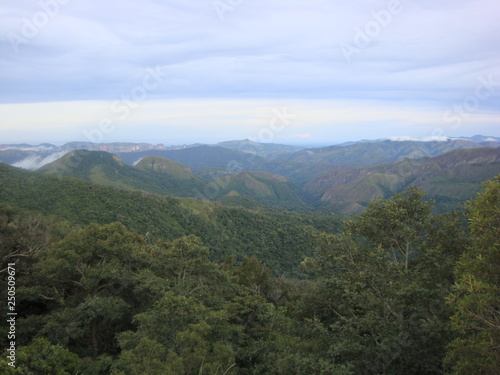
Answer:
[1,0,499,145]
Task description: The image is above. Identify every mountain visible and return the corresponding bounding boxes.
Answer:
[3,136,499,173]
[34,146,500,214]
[278,139,490,167]
[0,162,339,274]
[207,170,309,210]
[216,139,304,157]
[116,145,267,173]
[0,142,194,169]
[61,141,171,153]
[38,150,309,210]
[455,135,500,143]
[38,150,206,199]
[135,155,199,180]
[305,147,500,214]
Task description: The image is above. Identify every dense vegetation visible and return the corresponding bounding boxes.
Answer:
[22,143,500,214]
[0,163,339,275]
[1,157,499,373]
[38,150,207,200]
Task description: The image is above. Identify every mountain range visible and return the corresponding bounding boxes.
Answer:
[2,136,500,214]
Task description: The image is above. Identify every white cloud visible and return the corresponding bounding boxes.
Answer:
[388,136,450,142]
[12,150,69,170]
[1,0,499,142]
[296,133,312,139]
[1,99,499,145]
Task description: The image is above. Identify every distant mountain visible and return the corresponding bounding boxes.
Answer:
[454,135,500,143]
[279,139,491,167]
[38,150,309,210]
[38,150,206,199]
[207,170,309,210]
[216,139,304,157]
[134,155,197,179]
[3,136,499,172]
[0,142,193,169]
[61,141,171,153]
[4,141,500,215]
[116,145,266,173]
[305,147,500,214]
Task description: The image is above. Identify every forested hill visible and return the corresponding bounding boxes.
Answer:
[275,138,488,166]
[116,145,265,173]
[0,162,339,274]
[305,147,500,214]
[1,170,498,374]
[38,150,207,199]
[35,147,500,214]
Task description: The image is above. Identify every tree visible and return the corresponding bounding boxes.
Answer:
[446,176,500,374]
[24,222,149,358]
[10,338,79,375]
[300,187,468,374]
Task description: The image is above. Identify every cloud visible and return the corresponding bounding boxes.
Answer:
[389,136,450,142]
[1,98,499,145]
[1,0,499,143]
[12,150,69,170]
[296,133,312,139]
[1,145,57,152]
[132,157,144,166]
[1,0,499,104]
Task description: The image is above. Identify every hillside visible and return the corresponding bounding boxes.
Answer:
[35,147,500,214]
[208,170,309,210]
[116,145,266,173]
[135,155,200,180]
[38,150,206,199]
[280,139,487,167]
[37,151,311,209]
[217,139,304,156]
[0,162,340,274]
[306,147,500,213]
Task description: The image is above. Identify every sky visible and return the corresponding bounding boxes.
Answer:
[1,0,499,146]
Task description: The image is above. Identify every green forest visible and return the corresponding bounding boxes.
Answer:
[1,164,499,373]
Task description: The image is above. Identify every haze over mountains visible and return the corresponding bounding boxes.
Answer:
[1,136,500,214]
[2,135,499,170]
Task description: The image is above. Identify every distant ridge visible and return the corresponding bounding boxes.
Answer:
[38,150,206,199]
[2,136,499,170]
[305,147,500,214]
[208,170,308,210]
[216,139,304,156]
[278,139,490,167]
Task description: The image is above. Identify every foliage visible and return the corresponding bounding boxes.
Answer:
[445,176,500,374]
[300,187,469,374]
[2,162,499,374]
[10,338,79,375]
[0,163,340,275]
